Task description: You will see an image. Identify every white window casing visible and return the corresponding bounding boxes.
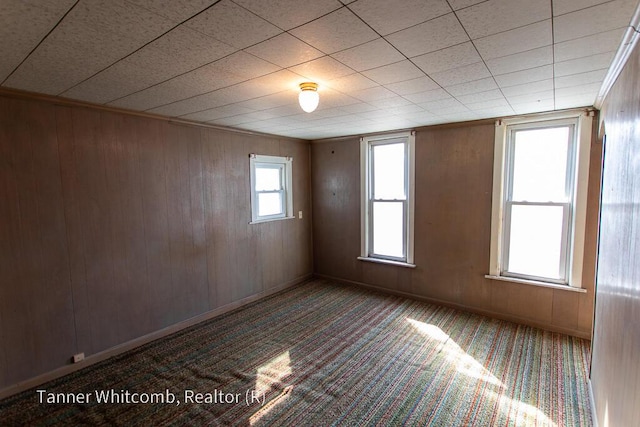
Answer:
[487,110,593,290]
[359,131,415,268]
[249,154,294,224]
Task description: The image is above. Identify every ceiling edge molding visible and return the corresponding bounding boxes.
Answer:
[0,87,308,142]
[594,2,640,109]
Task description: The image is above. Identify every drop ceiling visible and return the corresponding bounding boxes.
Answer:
[1,0,638,140]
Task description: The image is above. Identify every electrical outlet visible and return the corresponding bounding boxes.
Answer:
[73,353,85,363]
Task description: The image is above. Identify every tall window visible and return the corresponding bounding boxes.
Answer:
[360,132,415,266]
[488,112,593,288]
[503,121,575,283]
[250,154,293,223]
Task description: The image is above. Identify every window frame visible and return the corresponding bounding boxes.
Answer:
[487,111,593,290]
[359,131,416,268]
[249,154,293,224]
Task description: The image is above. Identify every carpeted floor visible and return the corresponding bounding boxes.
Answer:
[0,279,592,426]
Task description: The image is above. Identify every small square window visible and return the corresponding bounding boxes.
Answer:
[250,154,293,223]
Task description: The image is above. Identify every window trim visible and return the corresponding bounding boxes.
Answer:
[249,154,294,224]
[360,131,415,267]
[488,111,593,289]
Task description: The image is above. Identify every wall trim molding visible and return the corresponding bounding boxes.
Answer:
[0,87,305,142]
[315,273,591,340]
[594,3,640,109]
[0,274,312,400]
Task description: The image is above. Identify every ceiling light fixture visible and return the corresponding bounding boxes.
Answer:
[298,82,319,113]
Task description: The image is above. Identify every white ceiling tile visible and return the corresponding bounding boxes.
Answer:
[427,104,469,115]
[474,20,552,60]
[455,89,504,104]
[412,42,481,74]
[554,52,615,77]
[325,73,377,92]
[349,0,451,35]
[386,13,469,57]
[552,0,611,16]
[437,112,479,122]
[485,46,552,75]
[289,56,355,83]
[233,91,293,110]
[351,86,397,102]
[473,106,515,118]
[385,76,439,95]
[446,77,497,96]
[147,90,238,116]
[430,62,491,87]
[232,0,342,30]
[338,102,379,114]
[418,97,462,111]
[181,105,255,122]
[361,61,425,84]
[315,88,361,108]
[400,110,439,122]
[403,88,451,103]
[111,52,280,111]
[506,90,554,104]
[555,69,607,89]
[456,0,551,39]
[555,92,598,108]
[447,0,487,11]
[290,8,378,54]
[387,104,427,115]
[185,0,281,49]
[553,1,635,42]
[0,0,75,82]
[512,99,555,114]
[500,79,553,97]
[5,0,176,94]
[368,96,414,109]
[126,0,216,22]
[62,26,236,103]
[554,29,625,62]
[331,38,405,71]
[466,96,510,111]
[494,65,553,88]
[245,33,323,68]
[210,115,257,126]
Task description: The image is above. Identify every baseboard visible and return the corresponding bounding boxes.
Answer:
[0,274,312,400]
[315,273,591,339]
[588,379,599,427]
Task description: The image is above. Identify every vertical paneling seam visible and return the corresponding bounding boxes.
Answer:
[200,129,211,310]
[55,106,80,354]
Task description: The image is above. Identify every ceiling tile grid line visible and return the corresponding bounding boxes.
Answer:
[1,0,638,139]
[58,1,232,100]
[0,0,78,86]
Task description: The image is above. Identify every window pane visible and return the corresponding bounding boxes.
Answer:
[372,202,404,258]
[511,127,570,202]
[258,192,283,217]
[507,204,565,280]
[256,166,282,191]
[373,143,405,200]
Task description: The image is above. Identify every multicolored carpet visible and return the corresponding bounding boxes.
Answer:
[0,279,592,426]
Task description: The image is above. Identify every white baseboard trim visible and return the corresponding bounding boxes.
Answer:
[0,274,312,400]
[315,273,591,339]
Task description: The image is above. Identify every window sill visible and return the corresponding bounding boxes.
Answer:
[357,257,416,269]
[484,275,587,293]
[249,216,295,225]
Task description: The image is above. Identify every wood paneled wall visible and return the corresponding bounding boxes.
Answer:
[590,36,640,427]
[312,121,601,338]
[0,95,312,391]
